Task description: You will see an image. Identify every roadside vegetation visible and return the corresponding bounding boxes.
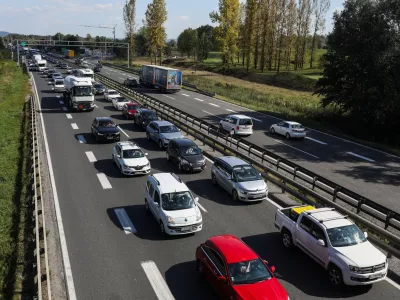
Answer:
[0,50,32,298]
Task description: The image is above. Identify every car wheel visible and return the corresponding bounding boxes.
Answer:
[271,127,275,134]
[286,133,290,140]
[166,152,170,161]
[159,220,165,234]
[212,174,217,185]
[197,260,205,279]
[328,265,343,286]
[158,140,163,149]
[145,200,150,214]
[232,190,239,201]
[219,124,223,131]
[146,132,151,141]
[282,230,293,249]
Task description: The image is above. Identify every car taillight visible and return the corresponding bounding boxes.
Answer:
[236,126,239,130]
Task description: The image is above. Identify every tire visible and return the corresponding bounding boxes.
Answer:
[158,140,163,149]
[281,230,294,249]
[271,127,275,134]
[197,260,205,280]
[232,190,239,201]
[219,124,223,131]
[166,152,170,161]
[146,132,151,141]
[159,220,165,234]
[328,264,343,286]
[145,200,150,214]
[212,174,217,185]
[286,133,290,140]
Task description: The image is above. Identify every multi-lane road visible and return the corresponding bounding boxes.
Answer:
[85,60,400,214]
[32,61,400,300]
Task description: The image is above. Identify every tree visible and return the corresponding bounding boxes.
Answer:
[309,0,330,68]
[197,32,211,61]
[164,39,176,57]
[243,0,257,71]
[315,0,400,144]
[85,34,92,41]
[210,0,240,68]
[145,0,167,65]
[177,28,198,58]
[135,26,149,56]
[123,0,136,66]
[276,0,288,73]
[237,2,246,65]
[53,32,63,41]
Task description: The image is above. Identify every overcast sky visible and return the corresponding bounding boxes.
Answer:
[0,0,344,39]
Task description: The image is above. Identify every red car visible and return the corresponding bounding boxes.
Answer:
[196,235,288,300]
[122,102,141,119]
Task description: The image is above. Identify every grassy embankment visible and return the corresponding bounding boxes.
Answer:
[0,50,32,299]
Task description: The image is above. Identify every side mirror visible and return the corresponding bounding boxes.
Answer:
[270,266,276,273]
[194,197,199,202]
[155,202,159,207]
[116,154,120,158]
[145,153,148,156]
[217,275,226,281]
[317,239,325,247]
[263,260,268,265]
[364,232,368,239]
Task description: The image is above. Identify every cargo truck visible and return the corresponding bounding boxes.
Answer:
[139,65,182,93]
[66,50,74,58]
[63,76,94,111]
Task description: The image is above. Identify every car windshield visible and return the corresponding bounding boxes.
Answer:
[327,225,367,247]
[116,97,127,103]
[233,165,262,182]
[109,91,118,95]
[143,112,157,119]
[73,86,92,96]
[180,145,202,155]
[228,259,272,285]
[98,120,115,127]
[94,84,104,89]
[160,125,178,133]
[239,118,253,126]
[291,124,304,129]
[127,104,138,109]
[53,73,61,77]
[122,149,144,159]
[55,80,64,85]
[161,191,195,211]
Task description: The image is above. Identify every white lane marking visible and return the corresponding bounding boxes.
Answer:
[62,107,68,111]
[118,127,130,138]
[56,95,60,98]
[163,95,175,100]
[226,109,237,113]
[196,202,207,213]
[59,100,64,104]
[31,74,77,300]
[182,93,190,97]
[66,114,72,119]
[118,77,124,80]
[346,152,375,163]
[209,103,220,107]
[94,104,98,108]
[251,117,262,122]
[76,135,86,144]
[385,277,400,291]
[265,197,283,209]
[71,123,79,130]
[202,110,222,119]
[194,98,204,102]
[204,156,213,163]
[85,151,97,162]
[96,173,112,189]
[274,139,320,159]
[105,72,110,74]
[114,208,137,234]
[305,136,328,145]
[141,261,175,300]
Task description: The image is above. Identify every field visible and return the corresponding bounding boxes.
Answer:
[0,51,31,298]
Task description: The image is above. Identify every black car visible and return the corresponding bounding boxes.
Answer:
[91,117,120,143]
[133,109,158,130]
[93,66,101,73]
[93,83,106,95]
[95,63,102,69]
[166,138,206,172]
[123,77,138,88]
[46,69,56,78]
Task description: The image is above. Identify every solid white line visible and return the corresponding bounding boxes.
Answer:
[226,109,237,113]
[204,156,213,163]
[76,135,86,144]
[197,202,207,213]
[96,173,112,189]
[194,98,204,102]
[385,277,400,291]
[59,100,64,105]
[202,110,222,119]
[85,151,97,162]
[71,123,79,130]
[56,95,60,98]
[347,152,375,163]
[251,117,262,122]
[141,261,175,300]
[62,107,68,111]
[118,77,124,80]
[118,127,130,138]
[182,93,190,97]
[305,136,328,145]
[31,74,77,300]
[114,208,136,234]
[105,72,110,74]
[274,139,320,159]
[163,95,175,100]
[209,103,220,107]
[66,114,72,119]
[265,197,282,209]
[94,104,98,108]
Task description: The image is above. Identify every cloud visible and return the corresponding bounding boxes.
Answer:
[94,3,113,11]
[115,1,124,9]
[178,16,189,21]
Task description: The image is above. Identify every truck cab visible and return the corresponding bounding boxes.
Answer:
[63,76,94,111]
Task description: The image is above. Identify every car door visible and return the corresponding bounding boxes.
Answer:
[91,119,98,135]
[147,123,155,140]
[295,216,315,257]
[230,117,238,133]
[275,122,284,135]
[152,190,162,220]
[281,123,290,136]
[153,124,160,141]
[218,161,232,192]
[172,143,180,164]
[307,223,329,267]
[115,146,123,168]
[220,117,230,130]
[213,159,225,187]
[146,181,157,217]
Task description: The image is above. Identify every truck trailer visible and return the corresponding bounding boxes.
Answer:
[63,76,94,111]
[139,65,182,93]
[66,50,74,58]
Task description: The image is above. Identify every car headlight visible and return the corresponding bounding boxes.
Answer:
[122,164,129,169]
[349,265,362,273]
[167,216,175,224]
[145,162,150,167]
[239,189,248,194]
[115,132,120,135]
[180,158,189,165]
[196,212,202,221]
[97,132,104,135]
[163,138,169,143]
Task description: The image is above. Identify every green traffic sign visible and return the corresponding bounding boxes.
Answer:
[20,42,26,46]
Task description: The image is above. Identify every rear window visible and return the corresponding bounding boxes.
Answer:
[291,124,304,129]
[55,80,64,85]
[239,118,253,126]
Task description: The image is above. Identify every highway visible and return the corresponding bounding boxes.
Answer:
[87,61,400,214]
[32,61,400,299]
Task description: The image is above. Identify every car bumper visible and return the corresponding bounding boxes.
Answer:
[97,134,120,141]
[94,90,105,95]
[238,190,268,201]
[121,166,151,175]
[290,132,306,138]
[343,266,388,286]
[54,87,65,92]
[236,129,253,135]
[166,222,202,235]
[181,162,206,172]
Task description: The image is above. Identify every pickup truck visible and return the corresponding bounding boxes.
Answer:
[274,205,388,286]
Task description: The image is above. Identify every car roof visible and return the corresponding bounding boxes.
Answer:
[95,117,113,121]
[173,138,196,146]
[217,156,248,167]
[107,89,118,92]
[151,173,189,194]
[127,77,136,80]
[116,141,140,151]
[283,121,301,125]
[152,120,173,126]
[208,235,258,264]
[228,114,252,119]
[139,108,155,113]
[305,208,353,229]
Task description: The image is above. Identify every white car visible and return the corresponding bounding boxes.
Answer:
[51,73,62,81]
[219,114,253,136]
[53,78,65,92]
[145,173,203,235]
[270,121,306,139]
[112,141,151,175]
[112,96,131,110]
[104,89,121,102]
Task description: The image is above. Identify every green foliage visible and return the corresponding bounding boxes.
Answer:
[177,28,198,58]
[135,27,149,57]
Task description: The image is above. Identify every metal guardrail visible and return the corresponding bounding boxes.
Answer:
[91,73,400,256]
[30,91,51,300]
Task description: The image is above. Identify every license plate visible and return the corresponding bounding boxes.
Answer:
[369,273,383,279]
[253,194,264,198]
[181,227,191,231]
[106,136,114,140]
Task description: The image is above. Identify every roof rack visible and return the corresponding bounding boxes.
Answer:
[171,173,182,183]
[318,215,348,223]
[305,207,335,215]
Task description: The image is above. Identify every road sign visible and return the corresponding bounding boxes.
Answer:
[20,42,26,46]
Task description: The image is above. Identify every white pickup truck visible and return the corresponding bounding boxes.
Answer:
[274,205,388,286]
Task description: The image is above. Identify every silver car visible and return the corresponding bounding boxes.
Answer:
[211,156,268,202]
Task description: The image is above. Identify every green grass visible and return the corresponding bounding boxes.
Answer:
[0,53,31,298]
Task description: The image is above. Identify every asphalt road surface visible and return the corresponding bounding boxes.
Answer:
[32,62,400,300]
[85,60,400,214]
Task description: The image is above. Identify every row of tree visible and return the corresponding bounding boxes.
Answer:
[177,25,217,61]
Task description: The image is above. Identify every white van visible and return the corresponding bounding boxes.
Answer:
[219,114,254,136]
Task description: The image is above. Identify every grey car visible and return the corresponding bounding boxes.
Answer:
[146,120,184,149]
[211,156,268,202]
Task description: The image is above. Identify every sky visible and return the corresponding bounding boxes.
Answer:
[0,0,345,39]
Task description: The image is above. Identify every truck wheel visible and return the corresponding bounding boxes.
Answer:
[328,264,343,286]
[281,230,293,249]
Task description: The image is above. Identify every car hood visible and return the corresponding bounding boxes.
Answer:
[108,94,120,98]
[98,127,119,134]
[122,157,149,167]
[165,206,201,225]
[233,278,288,300]
[333,241,386,267]
[160,132,184,140]
[182,154,204,164]
[127,109,137,114]
[116,101,130,106]
[237,180,267,192]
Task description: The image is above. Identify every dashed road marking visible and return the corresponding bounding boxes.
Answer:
[226,109,237,113]
[194,98,204,102]
[71,123,79,130]
[96,173,112,189]
[182,93,190,97]
[163,95,175,100]
[94,104,98,108]
[202,110,222,119]
[76,135,86,144]
[114,208,136,234]
[141,261,175,300]
[305,137,328,145]
[85,151,97,162]
[209,103,220,107]
[251,117,263,122]
[118,77,124,80]
[274,140,320,159]
[66,114,72,119]
[118,127,130,138]
[346,152,375,163]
